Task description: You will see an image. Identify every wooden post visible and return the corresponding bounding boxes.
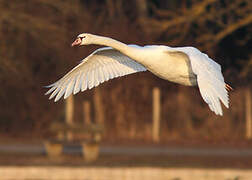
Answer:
[93,88,104,142]
[83,101,91,125]
[152,87,161,142]
[246,88,252,139]
[66,94,74,140]
[93,88,105,124]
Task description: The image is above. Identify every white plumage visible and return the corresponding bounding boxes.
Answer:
[46,33,231,116]
[45,46,146,102]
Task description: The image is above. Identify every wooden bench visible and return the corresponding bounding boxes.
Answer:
[45,121,104,162]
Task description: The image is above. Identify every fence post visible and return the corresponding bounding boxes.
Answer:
[93,88,105,142]
[246,88,252,139]
[66,94,74,140]
[93,88,105,124]
[152,87,161,142]
[83,101,91,125]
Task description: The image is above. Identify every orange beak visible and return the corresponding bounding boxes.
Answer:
[71,37,82,47]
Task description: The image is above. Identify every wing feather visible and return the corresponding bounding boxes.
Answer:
[64,77,76,99]
[45,46,146,101]
[81,71,87,92]
[180,47,229,115]
[98,66,105,83]
[49,87,60,100]
[45,85,57,96]
[73,72,81,95]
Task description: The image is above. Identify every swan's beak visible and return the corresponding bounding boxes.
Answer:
[71,38,81,47]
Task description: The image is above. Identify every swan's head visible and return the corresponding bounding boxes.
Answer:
[71,33,93,47]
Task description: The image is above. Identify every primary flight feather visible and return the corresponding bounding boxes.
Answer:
[46,33,231,116]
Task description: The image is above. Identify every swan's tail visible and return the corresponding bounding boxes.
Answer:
[225,84,233,91]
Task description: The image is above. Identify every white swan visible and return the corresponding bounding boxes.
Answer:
[45,33,232,116]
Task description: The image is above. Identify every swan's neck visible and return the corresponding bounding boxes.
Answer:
[92,35,127,51]
[91,35,141,61]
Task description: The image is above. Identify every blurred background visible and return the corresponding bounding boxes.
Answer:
[0,0,252,179]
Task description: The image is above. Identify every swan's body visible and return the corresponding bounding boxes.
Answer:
[46,33,230,116]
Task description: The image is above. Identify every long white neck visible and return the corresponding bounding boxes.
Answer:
[90,35,142,62]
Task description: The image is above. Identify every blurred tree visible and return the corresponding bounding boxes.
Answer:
[0,0,251,141]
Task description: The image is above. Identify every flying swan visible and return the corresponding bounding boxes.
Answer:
[45,33,232,116]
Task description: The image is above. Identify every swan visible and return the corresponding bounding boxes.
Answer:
[45,33,232,116]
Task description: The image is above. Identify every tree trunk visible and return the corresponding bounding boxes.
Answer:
[106,0,115,18]
[136,0,148,19]
[106,0,124,19]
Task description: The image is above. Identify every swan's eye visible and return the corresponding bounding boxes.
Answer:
[80,36,86,40]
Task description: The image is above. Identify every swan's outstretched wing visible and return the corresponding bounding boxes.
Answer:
[181,47,229,115]
[45,46,146,102]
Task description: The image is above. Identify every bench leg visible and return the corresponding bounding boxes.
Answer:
[82,142,99,162]
[44,141,63,157]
